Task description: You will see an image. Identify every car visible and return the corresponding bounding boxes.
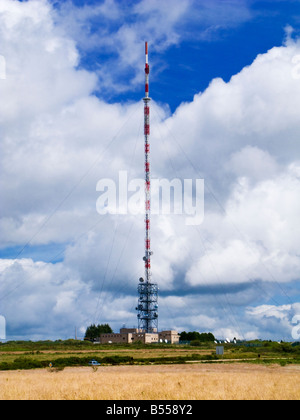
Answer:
[88,359,101,366]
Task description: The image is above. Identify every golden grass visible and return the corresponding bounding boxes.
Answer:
[0,363,299,400]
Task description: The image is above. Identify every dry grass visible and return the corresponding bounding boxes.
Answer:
[0,363,299,400]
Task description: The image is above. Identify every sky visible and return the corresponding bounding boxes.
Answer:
[1,0,300,341]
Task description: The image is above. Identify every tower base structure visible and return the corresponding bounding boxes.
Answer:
[136,280,158,333]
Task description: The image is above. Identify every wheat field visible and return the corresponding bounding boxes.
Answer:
[0,363,299,400]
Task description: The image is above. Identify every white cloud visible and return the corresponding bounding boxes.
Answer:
[183,156,300,292]
[226,146,280,182]
[245,303,300,340]
[0,1,96,123]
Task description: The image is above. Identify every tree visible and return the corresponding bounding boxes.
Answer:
[180,331,215,342]
[84,324,113,341]
[198,332,215,342]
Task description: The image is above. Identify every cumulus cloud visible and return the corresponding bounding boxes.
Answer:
[246,303,300,340]
[225,146,280,182]
[185,163,300,290]
[0,0,299,340]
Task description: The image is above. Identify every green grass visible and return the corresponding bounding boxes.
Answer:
[1,339,299,371]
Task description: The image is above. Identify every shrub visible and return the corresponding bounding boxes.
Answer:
[190,340,201,346]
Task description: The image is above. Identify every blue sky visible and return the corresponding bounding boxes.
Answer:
[1,0,300,341]
[53,0,300,110]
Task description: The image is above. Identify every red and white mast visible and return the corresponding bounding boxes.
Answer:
[144,41,151,283]
[137,42,158,333]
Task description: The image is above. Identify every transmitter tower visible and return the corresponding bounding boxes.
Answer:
[136,42,158,333]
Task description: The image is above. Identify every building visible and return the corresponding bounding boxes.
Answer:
[159,330,180,344]
[99,328,180,344]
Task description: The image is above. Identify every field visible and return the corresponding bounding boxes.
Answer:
[1,363,300,400]
[0,340,300,400]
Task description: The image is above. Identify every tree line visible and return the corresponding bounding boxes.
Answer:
[84,324,215,343]
[179,331,215,342]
